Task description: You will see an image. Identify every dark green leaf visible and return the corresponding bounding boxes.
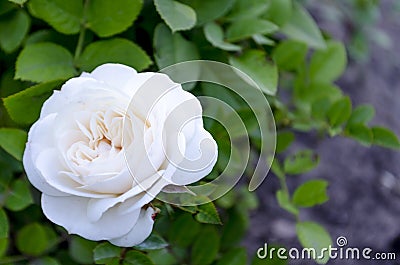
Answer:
[3,80,63,125]
[292,180,329,207]
[15,42,76,82]
[237,187,259,211]
[168,213,200,247]
[16,223,49,256]
[147,249,177,265]
[251,246,288,265]
[348,104,375,125]
[123,250,154,265]
[0,128,27,161]
[29,257,61,265]
[372,127,400,149]
[346,124,373,146]
[154,0,196,32]
[87,0,142,37]
[276,190,298,216]
[215,189,236,209]
[93,242,121,264]
[226,19,278,42]
[283,150,319,175]
[0,10,30,53]
[309,41,347,83]
[180,0,235,25]
[276,131,295,153]
[217,247,247,265]
[28,0,82,34]
[195,202,221,224]
[0,209,8,239]
[204,22,241,51]
[327,97,352,128]
[229,50,278,95]
[296,222,332,264]
[69,236,97,264]
[5,179,33,211]
[221,208,248,249]
[273,40,307,71]
[192,226,220,265]
[0,238,7,258]
[281,2,325,49]
[78,38,152,72]
[135,233,168,251]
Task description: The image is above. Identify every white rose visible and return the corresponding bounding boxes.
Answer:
[23,63,218,247]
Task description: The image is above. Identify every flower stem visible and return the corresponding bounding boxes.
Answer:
[74,0,90,63]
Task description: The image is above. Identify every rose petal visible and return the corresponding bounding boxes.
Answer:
[109,207,154,247]
[78,169,132,194]
[42,195,140,241]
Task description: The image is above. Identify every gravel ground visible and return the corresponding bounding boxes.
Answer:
[244,1,400,264]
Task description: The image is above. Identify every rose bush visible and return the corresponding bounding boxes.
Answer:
[22,63,218,247]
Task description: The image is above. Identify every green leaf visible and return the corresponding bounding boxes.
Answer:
[154,0,196,32]
[27,0,82,34]
[0,238,7,258]
[276,190,298,216]
[327,97,352,128]
[15,42,76,83]
[135,233,168,251]
[296,222,332,264]
[221,208,248,249]
[226,19,278,42]
[251,246,288,265]
[276,131,295,153]
[16,223,49,256]
[69,236,97,264]
[180,0,235,25]
[237,187,259,211]
[93,242,121,264]
[29,257,61,265]
[217,247,247,265]
[252,34,275,45]
[264,0,292,26]
[3,80,63,125]
[273,40,308,71]
[371,127,400,149]
[78,38,152,72]
[0,10,30,53]
[0,128,27,161]
[8,0,27,4]
[168,213,200,247]
[192,226,220,265]
[229,50,278,95]
[204,22,241,51]
[283,150,319,175]
[227,0,269,21]
[154,23,199,69]
[195,202,222,225]
[348,104,375,125]
[309,41,347,83]
[87,0,142,37]
[292,180,329,207]
[215,189,236,209]
[147,249,177,265]
[281,2,325,49]
[5,179,33,211]
[123,250,154,265]
[0,209,8,239]
[346,124,373,146]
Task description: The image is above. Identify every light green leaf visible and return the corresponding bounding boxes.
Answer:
[0,128,26,161]
[154,0,196,32]
[292,180,329,207]
[283,150,319,175]
[229,50,278,95]
[281,2,325,49]
[16,223,49,256]
[264,0,292,26]
[147,249,177,265]
[15,42,76,83]
[217,247,247,265]
[227,0,269,21]
[123,250,154,265]
[78,38,152,72]
[3,80,63,125]
[0,238,7,258]
[0,209,8,239]
[372,127,400,149]
[87,0,142,37]
[168,213,200,247]
[93,242,121,264]
[276,131,295,153]
[69,236,97,264]
[309,41,347,83]
[327,97,352,128]
[0,10,30,53]
[252,34,275,45]
[226,19,278,42]
[192,226,220,265]
[346,124,373,146]
[135,233,168,251]
[5,179,33,211]
[8,0,27,5]
[27,0,82,34]
[195,202,222,225]
[204,22,241,51]
[296,222,332,264]
[180,0,235,25]
[348,104,375,125]
[276,190,299,216]
[273,40,308,71]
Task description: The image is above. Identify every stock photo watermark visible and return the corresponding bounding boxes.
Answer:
[257,236,397,261]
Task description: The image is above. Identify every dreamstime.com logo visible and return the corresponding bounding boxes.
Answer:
[257,236,397,261]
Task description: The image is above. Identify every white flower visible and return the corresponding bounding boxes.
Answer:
[23,63,218,247]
